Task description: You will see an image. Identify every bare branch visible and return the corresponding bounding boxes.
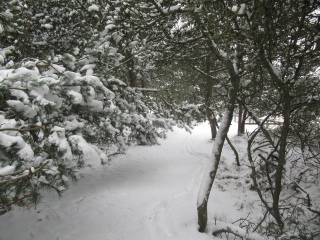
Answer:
[193,66,227,79]
[132,87,162,92]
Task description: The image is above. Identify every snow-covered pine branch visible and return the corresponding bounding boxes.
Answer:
[0,55,179,214]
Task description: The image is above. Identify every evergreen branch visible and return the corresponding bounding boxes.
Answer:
[156,92,172,108]
[171,36,204,45]
[0,126,42,132]
[8,87,28,91]
[19,58,38,67]
[35,61,64,75]
[74,0,92,14]
[35,179,62,197]
[98,57,134,73]
[132,87,160,92]
[193,66,227,78]
[149,0,166,16]
[0,161,49,187]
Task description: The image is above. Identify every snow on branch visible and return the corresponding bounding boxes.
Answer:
[211,40,228,59]
[0,161,49,187]
[239,101,276,147]
[149,0,182,16]
[0,125,42,132]
[267,60,282,80]
[193,66,227,78]
[208,221,264,240]
[132,87,161,92]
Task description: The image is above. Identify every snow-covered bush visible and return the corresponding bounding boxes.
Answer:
[247,128,320,239]
[0,54,177,214]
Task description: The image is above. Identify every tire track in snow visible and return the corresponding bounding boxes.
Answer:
[185,135,211,159]
[143,131,211,239]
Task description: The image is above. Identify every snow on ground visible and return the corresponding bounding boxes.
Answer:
[0,122,259,240]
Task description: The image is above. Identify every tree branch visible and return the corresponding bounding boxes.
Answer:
[193,66,227,79]
[0,126,42,132]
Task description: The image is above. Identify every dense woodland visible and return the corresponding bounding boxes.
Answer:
[0,0,320,239]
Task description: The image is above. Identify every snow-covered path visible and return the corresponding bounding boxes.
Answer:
[0,124,215,240]
[0,123,259,240]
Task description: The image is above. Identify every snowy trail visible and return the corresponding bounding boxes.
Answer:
[143,129,212,240]
[0,123,214,240]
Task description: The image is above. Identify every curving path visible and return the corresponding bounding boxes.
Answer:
[0,124,214,240]
[142,129,212,240]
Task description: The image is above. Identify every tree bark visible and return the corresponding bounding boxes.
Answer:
[197,64,239,232]
[197,105,234,232]
[127,56,137,87]
[207,111,217,140]
[272,88,291,231]
[237,104,243,136]
[194,10,241,232]
[204,55,217,140]
[240,109,247,134]
[237,104,247,135]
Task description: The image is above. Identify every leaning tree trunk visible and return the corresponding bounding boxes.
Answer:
[197,64,240,232]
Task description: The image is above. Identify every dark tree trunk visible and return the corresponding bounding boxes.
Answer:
[237,104,243,136]
[204,56,216,139]
[272,88,291,231]
[128,57,137,87]
[237,104,247,135]
[208,117,217,140]
[240,109,247,134]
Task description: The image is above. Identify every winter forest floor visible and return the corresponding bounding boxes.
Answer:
[0,122,264,240]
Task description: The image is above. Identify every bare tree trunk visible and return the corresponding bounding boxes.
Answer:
[127,56,137,87]
[197,105,234,232]
[240,109,247,134]
[272,88,291,231]
[237,104,243,136]
[194,8,241,231]
[197,66,239,232]
[207,111,217,140]
[237,104,247,135]
[204,56,217,140]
